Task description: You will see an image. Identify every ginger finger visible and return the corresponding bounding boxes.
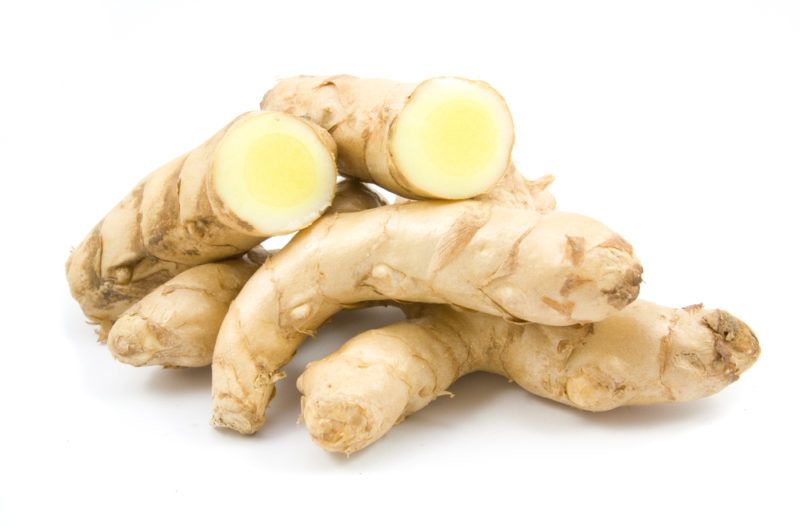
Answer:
[298,302,760,454]
[107,248,268,368]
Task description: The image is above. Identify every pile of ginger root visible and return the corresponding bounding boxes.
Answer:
[66,75,760,455]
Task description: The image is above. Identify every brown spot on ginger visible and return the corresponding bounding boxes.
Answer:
[599,235,634,256]
[565,236,586,266]
[542,296,576,317]
[560,274,592,296]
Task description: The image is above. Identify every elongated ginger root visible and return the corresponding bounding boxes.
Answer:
[107,180,385,367]
[211,182,642,434]
[298,301,760,454]
[262,75,515,199]
[67,111,338,333]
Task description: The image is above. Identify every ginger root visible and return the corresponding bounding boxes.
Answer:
[210,174,642,434]
[61,72,760,459]
[66,111,338,334]
[298,301,760,454]
[107,180,384,367]
[261,75,515,199]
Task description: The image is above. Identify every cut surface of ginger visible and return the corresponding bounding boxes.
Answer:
[213,112,337,235]
[391,77,514,199]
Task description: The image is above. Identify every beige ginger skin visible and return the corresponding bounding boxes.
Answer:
[298,302,760,454]
[211,177,643,434]
[107,180,385,367]
[66,111,338,334]
[262,75,516,200]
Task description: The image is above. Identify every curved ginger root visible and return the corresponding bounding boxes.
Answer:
[262,75,515,199]
[66,111,338,334]
[211,180,642,434]
[298,302,760,454]
[108,180,385,367]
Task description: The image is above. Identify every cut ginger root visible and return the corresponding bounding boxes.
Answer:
[66,111,338,334]
[298,301,761,454]
[262,75,515,199]
[210,172,642,435]
[107,180,385,367]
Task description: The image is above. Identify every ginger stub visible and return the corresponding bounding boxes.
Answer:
[262,75,515,200]
[66,111,337,334]
[107,249,268,368]
[298,302,760,454]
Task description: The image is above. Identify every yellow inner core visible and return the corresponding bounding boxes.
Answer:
[243,133,317,207]
[420,99,497,178]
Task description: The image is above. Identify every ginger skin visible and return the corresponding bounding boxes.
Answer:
[66,111,337,335]
[210,174,642,435]
[107,180,384,367]
[298,302,760,454]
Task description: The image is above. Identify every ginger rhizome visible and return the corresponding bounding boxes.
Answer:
[210,177,642,434]
[107,180,384,367]
[262,75,515,199]
[298,301,760,454]
[63,73,760,457]
[66,111,338,334]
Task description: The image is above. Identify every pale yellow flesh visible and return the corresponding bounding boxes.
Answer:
[214,112,336,235]
[420,99,497,175]
[391,78,514,199]
[243,133,318,207]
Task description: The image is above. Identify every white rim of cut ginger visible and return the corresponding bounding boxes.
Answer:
[389,77,515,199]
[212,112,337,236]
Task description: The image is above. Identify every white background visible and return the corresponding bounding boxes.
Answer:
[1,1,798,524]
